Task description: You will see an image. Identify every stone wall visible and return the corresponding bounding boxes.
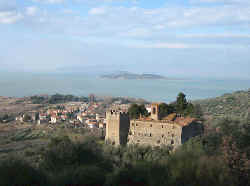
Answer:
[127,120,182,148]
[106,110,203,148]
[105,111,130,145]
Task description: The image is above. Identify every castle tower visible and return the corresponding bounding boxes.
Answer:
[151,103,159,121]
[105,110,130,146]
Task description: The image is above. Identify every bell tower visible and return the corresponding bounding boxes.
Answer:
[151,103,159,121]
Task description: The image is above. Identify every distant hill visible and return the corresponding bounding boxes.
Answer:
[194,89,250,121]
[100,71,168,80]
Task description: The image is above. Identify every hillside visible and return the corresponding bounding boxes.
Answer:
[194,89,250,121]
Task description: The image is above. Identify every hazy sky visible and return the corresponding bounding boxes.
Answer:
[0,0,250,78]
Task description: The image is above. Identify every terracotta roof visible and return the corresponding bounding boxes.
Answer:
[162,113,176,121]
[174,117,196,127]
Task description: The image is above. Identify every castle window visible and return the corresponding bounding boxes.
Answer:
[162,125,164,128]
[137,140,140,143]
[171,140,174,145]
[136,123,138,126]
[157,140,160,144]
[150,124,152,127]
[132,123,134,126]
[153,107,156,114]
[149,133,152,137]
[172,134,174,138]
[162,135,164,138]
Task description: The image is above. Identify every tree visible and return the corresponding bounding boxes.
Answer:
[158,103,175,119]
[128,104,148,119]
[176,92,188,114]
[184,103,195,116]
[66,112,74,119]
[192,104,203,119]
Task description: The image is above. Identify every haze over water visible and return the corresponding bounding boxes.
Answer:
[0,73,249,103]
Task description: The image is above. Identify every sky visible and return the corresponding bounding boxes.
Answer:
[0,0,250,78]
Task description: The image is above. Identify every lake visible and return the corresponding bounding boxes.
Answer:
[0,72,249,102]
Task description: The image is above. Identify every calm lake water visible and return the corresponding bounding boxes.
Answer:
[0,73,249,102]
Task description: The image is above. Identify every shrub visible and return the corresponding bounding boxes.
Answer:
[0,158,48,186]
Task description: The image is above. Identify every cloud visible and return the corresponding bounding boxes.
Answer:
[190,0,250,4]
[0,0,18,14]
[181,33,250,38]
[0,11,23,24]
[132,42,190,49]
[32,0,65,4]
[25,6,38,16]
[0,0,249,50]
[88,7,107,15]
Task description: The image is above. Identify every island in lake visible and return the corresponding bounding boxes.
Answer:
[100,71,169,80]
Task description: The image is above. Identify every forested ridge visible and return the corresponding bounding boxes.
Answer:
[194,89,249,121]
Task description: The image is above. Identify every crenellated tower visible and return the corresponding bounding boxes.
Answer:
[105,110,130,145]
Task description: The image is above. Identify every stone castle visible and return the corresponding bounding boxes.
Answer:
[105,103,203,148]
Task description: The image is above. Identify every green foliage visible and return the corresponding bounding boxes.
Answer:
[66,112,74,119]
[167,149,233,186]
[194,89,250,121]
[40,135,110,172]
[128,104,148,119]
[176,92,188,113]
[0,158,48,186]
[162,92,202,118]
[11,128,47,141]
[192,104,204,119]
[48,94,88,104]
[50,166,107,186]
[30,94,88,104]
[1,118,249,186]
[105,162,169,186]
[158,103,175,119]
[30,96,46,104]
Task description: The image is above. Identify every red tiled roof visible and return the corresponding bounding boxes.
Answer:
[162,113,177,121]
[174,117,196,127]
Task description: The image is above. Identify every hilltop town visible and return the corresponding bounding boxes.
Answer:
[0,94,147,129]
[0,92,204,158]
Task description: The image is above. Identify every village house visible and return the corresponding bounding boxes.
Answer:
[16,116,24,122]
[77,114,84,123]
[98,122,106,129]
[51,115,60,124]
[39,113,47,120]
[86,119,98,128]
[61,114,68,121]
